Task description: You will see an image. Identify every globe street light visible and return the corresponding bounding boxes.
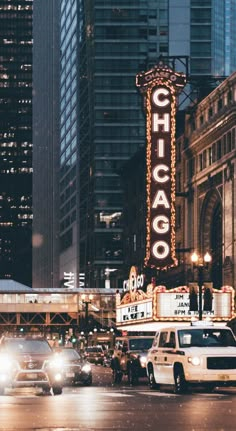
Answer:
[191,251,212,320]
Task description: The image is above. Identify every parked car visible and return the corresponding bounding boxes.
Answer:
[0,335,64,395]
[84,346,105,365]
[57,347,92,386]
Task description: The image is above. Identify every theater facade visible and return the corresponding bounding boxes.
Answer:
[119,69,236,331]
[116,266,234,332]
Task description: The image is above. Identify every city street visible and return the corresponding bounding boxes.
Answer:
[1,365,236,431]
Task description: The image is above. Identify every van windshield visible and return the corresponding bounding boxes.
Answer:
[178,328,236,348]
[129,338,153,351]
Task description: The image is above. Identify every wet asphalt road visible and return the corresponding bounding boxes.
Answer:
[1,365,236,431]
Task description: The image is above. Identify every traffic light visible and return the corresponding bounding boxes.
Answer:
[203,287,213,311]
[189,285,198,311]
[71,335,77,344]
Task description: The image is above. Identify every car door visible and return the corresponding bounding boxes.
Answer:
[160,331,176,385]
[152,330,170,384]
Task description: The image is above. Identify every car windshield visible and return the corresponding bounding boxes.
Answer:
[59,349,81,360]
[178,328,236,348]
[129,338,153,351]
[2,339,52,354]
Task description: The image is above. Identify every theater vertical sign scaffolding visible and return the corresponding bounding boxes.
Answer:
[136,63,186,269]
[116,64,236,329]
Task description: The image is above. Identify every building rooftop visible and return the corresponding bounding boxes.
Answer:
[0,280,32,292]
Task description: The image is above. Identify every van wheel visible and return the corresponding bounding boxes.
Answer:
[52,386,63,395]
[42,386,51,395]
[174,366,187,394]
[83,377,92,386]
[148,367,159,390]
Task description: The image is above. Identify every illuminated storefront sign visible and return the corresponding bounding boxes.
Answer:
[116,285,234,326]
[123,266,145,294]
[116,300,153,324]
[136,63,186,270]
[154,291,232,320]
[117,266,152,324]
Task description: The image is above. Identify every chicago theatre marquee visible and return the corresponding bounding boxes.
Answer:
[116,266,234,331]
[116,66,236,331]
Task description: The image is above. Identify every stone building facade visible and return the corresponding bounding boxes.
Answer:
[182,71,236,289]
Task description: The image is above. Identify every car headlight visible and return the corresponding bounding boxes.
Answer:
[48,355,64,369]
[82,364,91,373]
[188,356,201,366]
[139,355,147,368]
[0,354,13,371]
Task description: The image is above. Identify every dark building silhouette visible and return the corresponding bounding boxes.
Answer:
[32,0,60,288]
[0,0,33,285]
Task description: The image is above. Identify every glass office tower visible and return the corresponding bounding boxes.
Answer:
[0,0,33,286]
[33,0,60,289]
[56,0,171,289]
[58,0,79,287]
[190,0,236,77]
[75,0,170,289]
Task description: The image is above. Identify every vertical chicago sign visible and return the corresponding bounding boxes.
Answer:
[136,63,186,270]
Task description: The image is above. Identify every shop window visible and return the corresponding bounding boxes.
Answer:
[227,132,232,153]
[223,134,227,155]
[217,140,222,160]
[217,98,223,111]
[232,128,235,150]
[227,91,232,104]
[199,153,203,171]
[208,147,212,165]
[208,107,213,120]
[212,142,216,163]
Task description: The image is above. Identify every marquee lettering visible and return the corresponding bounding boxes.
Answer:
[136,64,186,269]
[152,190,170,209]
[152,165,169,183]
[152,215,169,234]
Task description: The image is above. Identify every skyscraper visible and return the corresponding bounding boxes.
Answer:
[0,0,33,286]
[33,0,236,290]
[32,0,60,288]
[73,0,171,289]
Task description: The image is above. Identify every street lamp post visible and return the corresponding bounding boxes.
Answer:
[191,251,212,320]
[81,294,93,343]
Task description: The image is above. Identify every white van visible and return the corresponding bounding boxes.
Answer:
[146,322,236,393]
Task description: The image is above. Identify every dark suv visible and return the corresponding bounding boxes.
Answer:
[111,336,154,384]
[0,335,64,395]
[84,346,105,365]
